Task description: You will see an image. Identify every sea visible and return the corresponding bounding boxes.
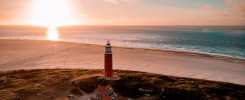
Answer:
[0,26,245,59]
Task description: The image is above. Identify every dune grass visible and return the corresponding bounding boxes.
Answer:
[0,69,244,100]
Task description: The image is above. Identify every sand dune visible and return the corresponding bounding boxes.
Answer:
[0,39,244,85]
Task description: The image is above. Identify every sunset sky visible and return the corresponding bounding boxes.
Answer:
[0,0,244,26]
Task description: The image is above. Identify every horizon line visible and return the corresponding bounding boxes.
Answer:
[0,24,245,27]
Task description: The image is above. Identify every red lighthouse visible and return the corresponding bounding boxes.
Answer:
[104,41,113,77]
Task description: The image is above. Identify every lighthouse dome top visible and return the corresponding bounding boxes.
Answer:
[106,40,111,46]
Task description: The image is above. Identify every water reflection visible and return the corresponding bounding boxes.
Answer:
[47,27,59,41]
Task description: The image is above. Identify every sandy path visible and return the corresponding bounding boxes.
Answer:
[0,39,244,85]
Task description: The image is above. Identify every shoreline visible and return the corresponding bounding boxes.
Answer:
[46,40,245,62]
[0,39,245,85]
[116,46,245,63]
[1,38,245,63]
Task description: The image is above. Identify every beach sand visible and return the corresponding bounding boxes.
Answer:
[0,39,244,85]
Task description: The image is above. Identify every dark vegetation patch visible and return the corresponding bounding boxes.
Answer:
[73,70,245,100]
[0,69,93,100]
[0,69,245,100]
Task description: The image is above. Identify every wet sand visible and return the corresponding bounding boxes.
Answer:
[0,39,244,85]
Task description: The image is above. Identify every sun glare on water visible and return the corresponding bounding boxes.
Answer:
[47,27,59,41]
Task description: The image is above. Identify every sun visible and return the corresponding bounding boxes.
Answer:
[31,0,76,28]
[31,0,78,41]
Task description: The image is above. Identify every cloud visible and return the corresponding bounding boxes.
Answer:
[224,0,245,16]
[103,0,141,5]
[200,4,226,16]
[0,0,32,24]
[103,0,119,5]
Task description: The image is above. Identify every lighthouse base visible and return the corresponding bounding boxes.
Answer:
[102,72,120,80]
